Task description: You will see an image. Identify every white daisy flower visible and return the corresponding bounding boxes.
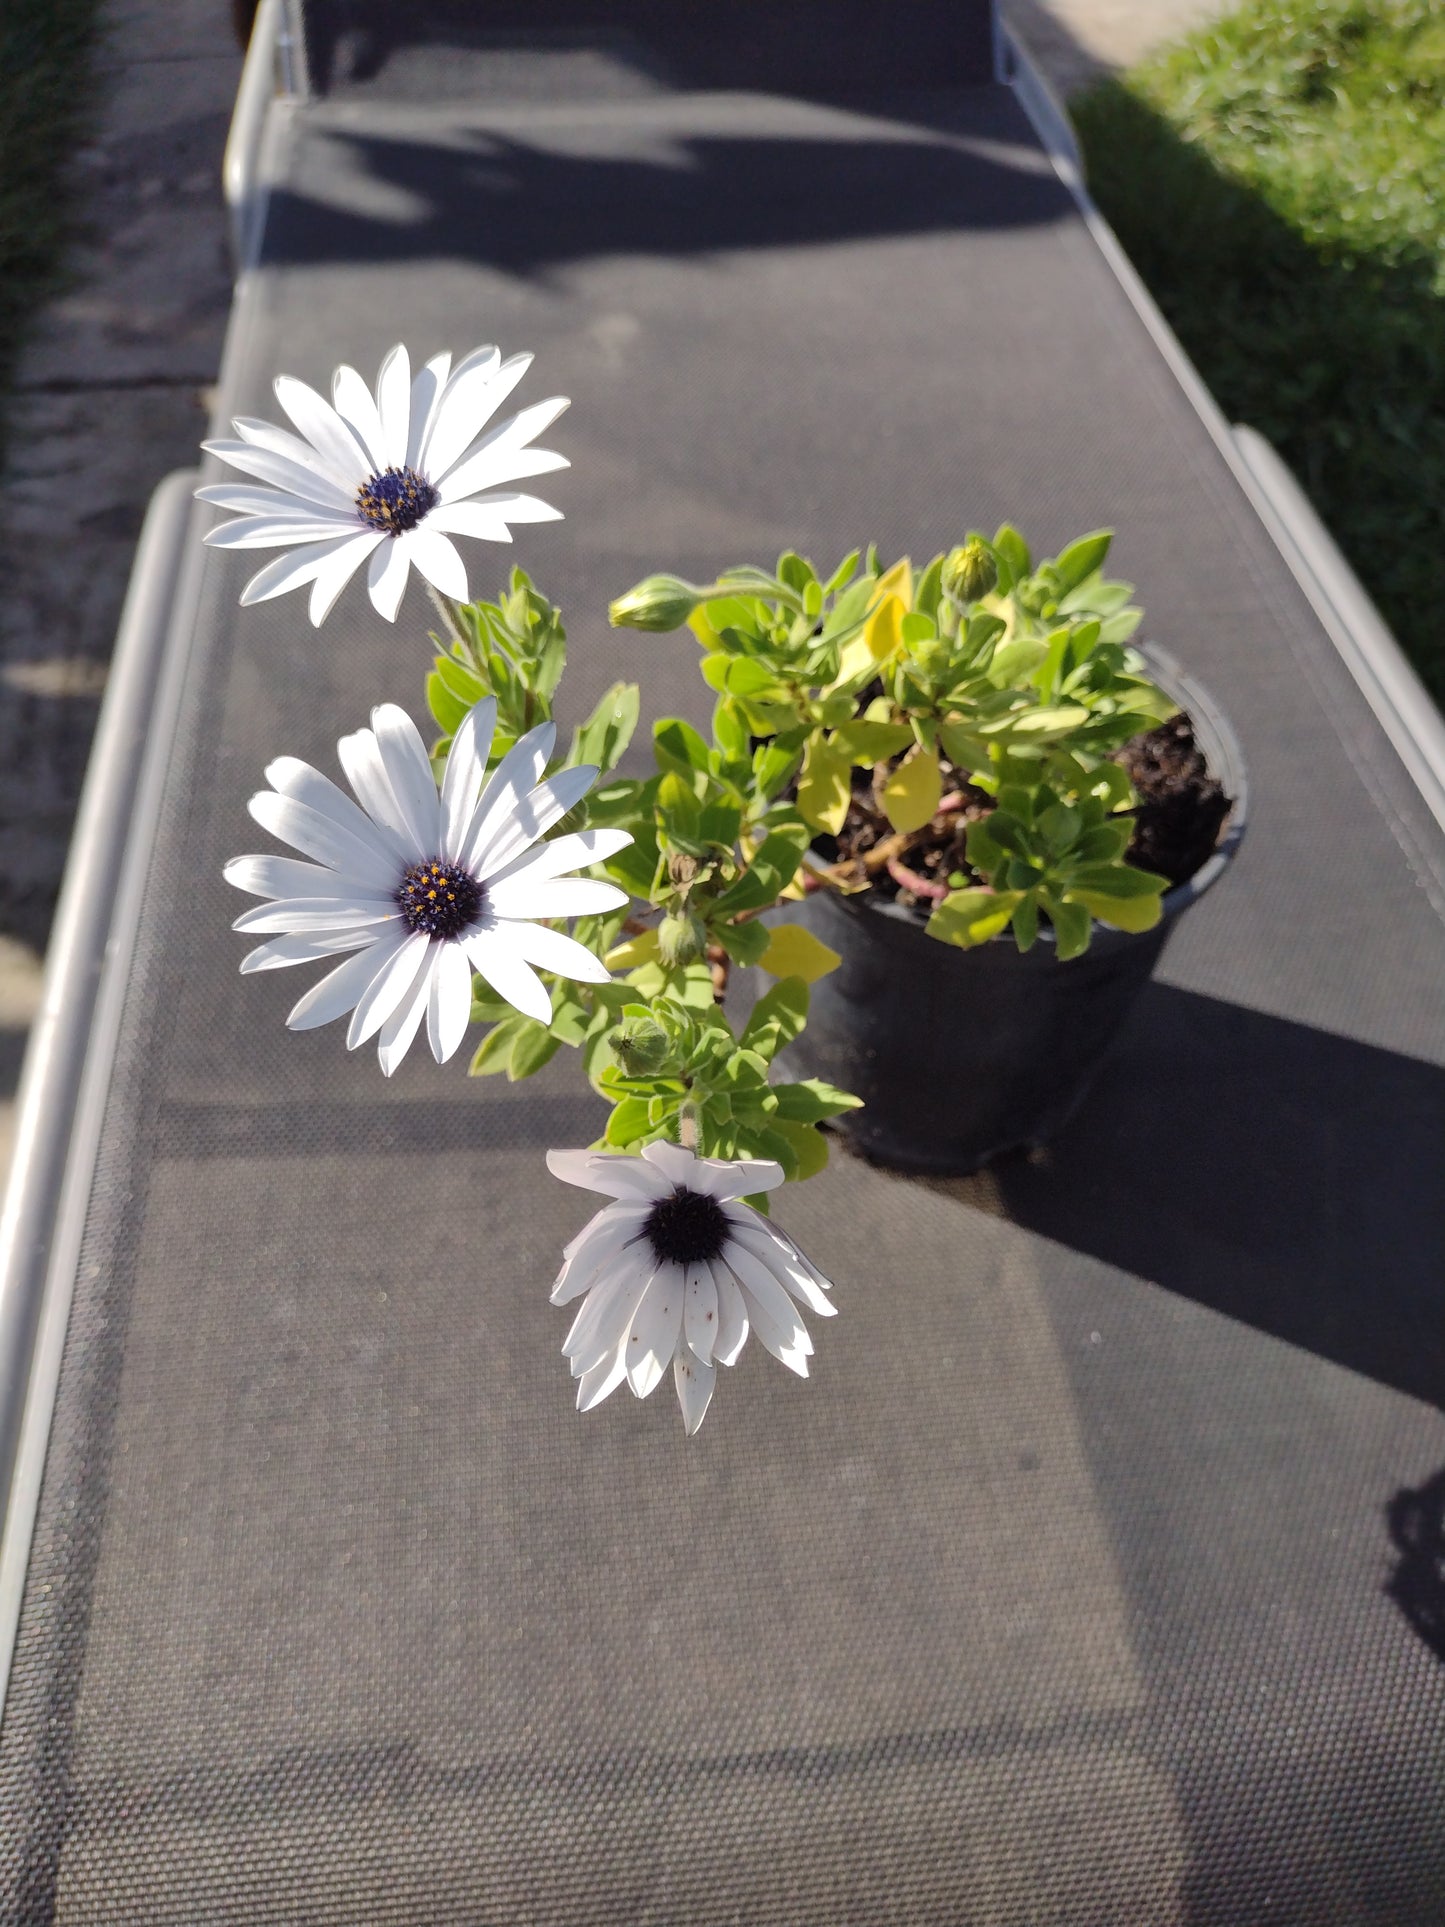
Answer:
[197,343,569,625]
[547,1141,838,1435]
[225,697,631,1075]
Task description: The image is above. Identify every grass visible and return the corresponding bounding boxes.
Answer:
[1073,0,1445,703]
[0,0,106,468]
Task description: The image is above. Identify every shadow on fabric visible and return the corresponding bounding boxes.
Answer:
[939,980,1445,1413]
[259,109,1067,276]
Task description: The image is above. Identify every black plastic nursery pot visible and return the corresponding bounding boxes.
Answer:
[763,649,1248,1175]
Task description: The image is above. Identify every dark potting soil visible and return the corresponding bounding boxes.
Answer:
[821,710,1231,910]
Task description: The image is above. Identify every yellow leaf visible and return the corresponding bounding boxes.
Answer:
[874,557,914,611]
[836,633,878,684]
[881,743,942,833]
[1068,890,1163,934]
[604,928,659,970]
[859,558,913,663]
[796,737,852,835]
[759,923,842,984]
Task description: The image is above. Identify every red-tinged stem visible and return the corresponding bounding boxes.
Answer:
[886,855,947,900]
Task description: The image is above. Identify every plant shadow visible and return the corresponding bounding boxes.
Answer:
[939,979,1445,1413]
[1386,1466,1445,1665]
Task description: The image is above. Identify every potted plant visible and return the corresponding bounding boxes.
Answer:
[609,529,1246,1173]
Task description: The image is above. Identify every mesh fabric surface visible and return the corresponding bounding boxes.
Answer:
[2,69,1444,1926]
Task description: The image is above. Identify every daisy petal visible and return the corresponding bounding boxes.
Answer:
[577,1345,629,1414]
[346,930,431,1048]
[206,513,363,549]
[202,438,356,510]
[691,1157,787,1202]
[552,1205,650,1304]
[197,483,320,516]
[264,752,402,855]
[247,791,400,890]
[420,348,516,482]
[406,526,469,602]
[406,351,453,471]
[370,703,443,856]
[376,943,436,1076]
[375,344,412,469]
[223,853,360,899]
[640,1141,697,1187]
[713,1266,750,1367]
[673,1349,716,1435]
[286,939,395,1032]
[239,538,353,608]
[440,698,498,863]
[473,764,598,879]
[546,1150,670,1202]
[562,1256,649,1368]
[684,1264,719,1366]
[274,374,370,482]
[427,452,571,525]
[731,1220,837,1317]
[625,1264,684,1397]
[233,415,360,496]
[722,1244,812,1376]
[461,721,555,873]
[232,897,397,934]
[500,921,611,984]
[330,364,387,471]
[465,927,552,1024]
[308,531,385,626]
[485,876,629,921]
[367,534,412,622]
[426,939,473,1063]
[484,827,633,891]
[337,726,425,862]
[436,398,570,503]
[241,930,376,972]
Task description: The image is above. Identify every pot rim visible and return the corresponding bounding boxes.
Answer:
[811,642,1249,946]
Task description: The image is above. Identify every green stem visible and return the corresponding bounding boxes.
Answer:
[425,581,467,651]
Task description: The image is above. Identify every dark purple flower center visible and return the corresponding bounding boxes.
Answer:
[395,859,483,941]
[356,465,439,536]
[645,1185,728,1266]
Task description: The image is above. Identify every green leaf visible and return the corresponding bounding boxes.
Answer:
[1068,861,1166,898]
[654,716,712,780]
[426,671,470,736]
[739,975,809,1061]
[716,918,771,967]
[713,822,812,918]
[768,1117,831,1180]
[1044,893,1092,961]
[993,524,1031,584]
[433,652,489,705]
[569,681,639,774]
[770,1078,862,1121]
[603,1098,653,1147]
[508,1022,561,1080]
[469,1018,528,1077]
[1012,893,1039,951]
[1051,531,1113,594]
[830,718,915,764]
[926,888,1023,948]
[753,740,803,802]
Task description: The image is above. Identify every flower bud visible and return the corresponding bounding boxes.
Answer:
[942,539,998,604]
[608,575,705,632]
[667,851,700,888]
[657,909,707,968]
[612,1018,670,1077]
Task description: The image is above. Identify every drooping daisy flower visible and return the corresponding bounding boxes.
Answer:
[197,344,568,625]
[547,1141,837,1434]
[225,697,631,1074]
